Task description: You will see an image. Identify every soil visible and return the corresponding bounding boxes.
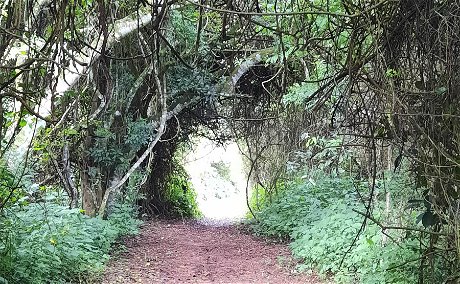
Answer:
[102,219,322,284]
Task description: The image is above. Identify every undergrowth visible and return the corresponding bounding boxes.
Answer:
[252,174,446,283]
[164,163,201,218]
[0,193,141,284]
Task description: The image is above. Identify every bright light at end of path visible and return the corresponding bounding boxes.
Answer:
[183,138,248,221]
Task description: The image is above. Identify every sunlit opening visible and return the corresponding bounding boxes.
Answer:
[183,137,248,220]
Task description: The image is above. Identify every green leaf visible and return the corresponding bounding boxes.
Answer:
[385,68,399,78]
[435,86,447,95]
[65,128,78,135]
[39,67,47,76]
[19,119,27,127]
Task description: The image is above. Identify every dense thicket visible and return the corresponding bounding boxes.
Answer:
[1,0,459,283]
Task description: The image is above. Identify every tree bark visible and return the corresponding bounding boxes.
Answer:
[81,166,97,216]
[62,143,78,208]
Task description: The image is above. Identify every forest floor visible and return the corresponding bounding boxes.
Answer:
[102,219,323,284]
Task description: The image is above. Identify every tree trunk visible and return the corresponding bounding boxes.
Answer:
[62,143,78,208]
[81,167,97,216]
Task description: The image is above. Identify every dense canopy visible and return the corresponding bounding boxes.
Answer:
[1,0,460,283]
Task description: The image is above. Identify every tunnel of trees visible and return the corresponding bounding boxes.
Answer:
[1,0,460,283]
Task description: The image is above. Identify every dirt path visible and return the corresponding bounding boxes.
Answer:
[102,219,321,284]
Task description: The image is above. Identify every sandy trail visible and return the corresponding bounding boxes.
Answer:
[102,220,321,284]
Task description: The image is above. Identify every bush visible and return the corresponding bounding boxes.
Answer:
[252,174,439,283]
[0,194,141,284]
[0,162,27,209]
[253,177,358,238]
[165,165,201,218]
[246,184,269,219]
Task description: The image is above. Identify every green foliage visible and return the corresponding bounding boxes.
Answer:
[282,81,318,106]
[89,119,153,170]
[247,184,269,217]
[165,165,201,218]
[287,135,355,176]
[0,194,141,284]
[167,66,213,98]
[253,174,445,283]
[247,180,287,219]
[89,126,124,167]
[281,59,331,106]
[168,8,210,57]
[253,177,359,238]
[125,119,152,152]
[0,163,26,209]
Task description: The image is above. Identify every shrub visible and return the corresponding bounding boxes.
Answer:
[164,165,201,218]
[253,177,359,238]
[246,184,269,219]
[0,194,141,284]
[0,162,27,209]
[253,174,441,283]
